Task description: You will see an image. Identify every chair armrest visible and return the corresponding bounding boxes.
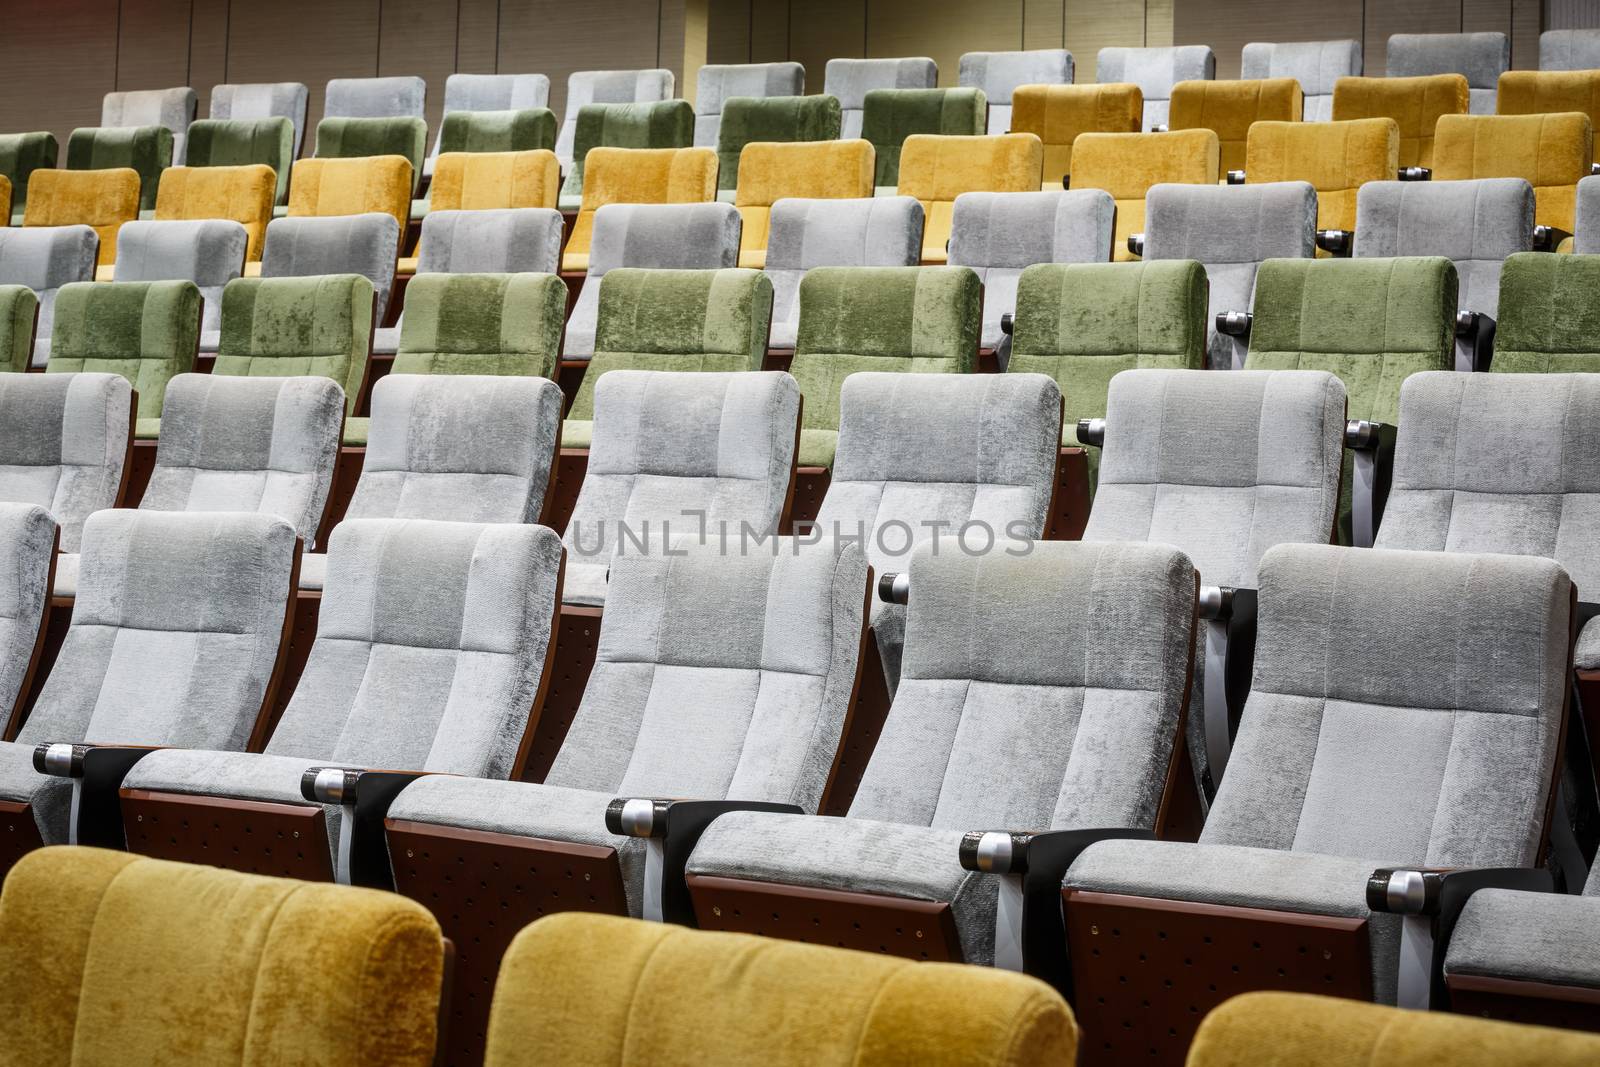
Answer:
[35,743,157,849]
[1535,225,1573,253]
[1315,229,1353,256]
[605,798,804,925]
[1150,124,1168,133]
[1453,311,1495,372]
[301,767,431,889]
[877,572,909,605]
[1214,310,1252,339]
[1344,420,1396,548]
[1399,167,1431,181]
[1196,587,1258,794]
[1126,233,1144,258]
[1076,418,1105,448]
[1225,170,1246,185]
[1000,312,1013,337]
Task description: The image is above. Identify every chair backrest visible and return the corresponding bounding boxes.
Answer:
[1244,118,1398,234]
[113,220,248,338]
[556,69,676,167]
[1492,251,1600,373]
[959,49,1075,134]
[823,57,939,139]
[0,285,37,374]
[1087,368,1345,590]
[1354,178,1532,320]
[0,373,131,552]
[436,108,558,156]
[1496,70,1600,165]
[1095,45,1216,129]
[1169,78,1302,174]
[0,503,55,732]
[413,208,562,277]
[324,75,427,120]
[394,272,565,379]
[209,81,310,157]
[1240,40,1363,121]
[1331,74,1468,168]
[1432,113,1592,234]
[1386,31,1508,114]
[287,156,412,230]
[153,163,276,261]
[184,117,295,205]
[560,100,696,204]
[260,212,399,324]
[715,95,841,194]
[860,88,987,190]
[1541,29,1600,71]
[1011,83,1142,188]
[1070,129,1219,261]
[1577,174,1600,253]
[24,169,140,266]
[350,374,563,526]
[562,147,718,273]
[1145,182,1317,369]
[0,132,59,222]
[565,202,741,359]
[0,847,444,1067]
[431,72,552,163]
[429,149,559,211]
[102,86,196,163]
[733,140,875,267]
[313,116,427,193]
[66,125,172,212]
[0,225,98,367]
[215,274,373,416]
[46,279,200,427]
[897,133,1044,262]
[695,62,807,146]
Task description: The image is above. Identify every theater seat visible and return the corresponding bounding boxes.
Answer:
[0,285,35,372]
[1241,39,1363,121]
[113,221,246,359]
[715,94,841,200]
[1432,113,1592,243]
[66,125,172,214]
[1497,69,1600,165]
[0,373,132,549]
[287,156,413,231]
[555,69,675,169]
[561,146,718,273]
[1242,119,1397,254]
[102,86,195,165]
[25,169,140,266]
[959,49,1075,134]
[409,148,558,232]
[824,56,938,140]
[324,75,426,122]
[0,132,58,226]
[427,72,552,178]
[1096,45,1216,130]
[1169,78,1302,174]
[1069,129,1218,261]
[0,226,98,367]
[314,116,428,196]
[213,274,373,418]
[1387,31,1508,114]
[1489,251,1600,374]
[1010,84,1143,189]
[557,100,695,210]
[695,61,806,148]
[209,81,310,158]
[258,213,399,336]
[0,504,55,738]
[897,133,1043,263]
[154,164,275,261]
[1541,28,1600,71]
[861,88,987,192]
[733,140,874,268]
[1332,74,1467,169]
[184,117,296,206]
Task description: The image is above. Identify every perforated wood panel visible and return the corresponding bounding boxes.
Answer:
[785,467,831,531]
[325,449,365,538]
[125,439,159,508]
[821,628,891,816]
[120,789,335,880]
[521,604,601,783]
[0,800,44,883]
[1449,973,1600,1033]
[1050,446,1090,541]
[544,448,588,535]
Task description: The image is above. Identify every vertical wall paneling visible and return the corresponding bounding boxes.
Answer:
[1024,0,1067,51]
[0,0,119,149]
[866,0,1025,86]
[224,0,383,138]
[1068,0,1148,81]
[188,0,230,116]
[455,0,501,73]
[498,0,662,121]
[117,0,193,92]
[751,0,792,65]
[1174,0,1365,78]
[788,0,868,88]
[378,0,460,131]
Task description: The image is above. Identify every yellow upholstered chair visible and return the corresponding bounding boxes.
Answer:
[24,168,140,266]
[1070,128,1220,261]
[287,155,412,231]
[1011,83,1143,190]
[1169,77,1302,175]
[1243,118,1398,252]
[1497,69,1600,165]
[429,149,558,212]
[563,145,718,273]
[897,133,1043,263]
[155,164,276,261]
[1332,73,1468,169]
[733,139,874,267]
[482,913,1078,1067]
[1434,112,1592,238]
[1187,993,1600,1067]
[0,847,445,1067]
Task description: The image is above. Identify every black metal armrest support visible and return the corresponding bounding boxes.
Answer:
[1399,166,1431,181]
[34,743,156,849]
[1344,420,1396,548]
[1196,587,1258,795]
[606,797,803,925]
[877,572,909,604]
[1000,313,1013,337]
[1453,311,1496,373]
[1225,170,1246,185]
[1315,229,1353,256]
[1214,311,1252,338]
[959,827,1154,987]
[1061,175,1070,190]
[1075,418,1105,448]
[1126,233,1145,258]
[301,767,430,889]
[1592,163,1600,177]
[1535,225,1573,253]
[1150,124,1169,133]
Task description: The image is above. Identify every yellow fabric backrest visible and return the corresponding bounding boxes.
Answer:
[733,139,874,267]
[25,168,140,266]
[1433,112,1592,233]
[287,155,413,230]
[1332,73,1468,168]
[484,913,1077,1067]
[155,164,276,261]
[430,149,560,211]
[562,145,718,272]
[1498,69,1600,164]
[0,846,444,1067]
[1071,129,1220,261]
[897,132,1043,262]
[1011,83,1143,189]
[1187,993,1600,1067]
[1244,118,1398,235]
[1169,77,1303,174]
[0,175,10,228]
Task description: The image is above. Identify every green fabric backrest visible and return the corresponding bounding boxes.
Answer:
[215,274,373,414]
[187,118,295,204]
[47,280,200,420]
[66,126,172,212]
[0,285,38,373]
[0,132,58,221]
[395,272,565,379]
[860,88,987,188]
[1493,252,1600,373]
[439,109,558,154]
[314,117,428,181]
[560,100,696,202]
[715,95,843,192]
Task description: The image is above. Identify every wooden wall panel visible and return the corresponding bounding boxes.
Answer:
[498,0,663,120]
[1512,0,1543,67]
[1174,0,1365,78]
[117,0,193,91]
[709,0,753,64]
[866,0,1024,85]
[455,0,501,73]
[751,0,792,65]
[225,0,382,136]
[188,0,231,117]
[1365,0,1461,77]
[1067,0,1149,81]
[1463,0,1513,36]
[789,0,866,88]
[1024,0,1066,50]
[1551,0,1600,29]
[0,0,119,150]
[377,0,460,132]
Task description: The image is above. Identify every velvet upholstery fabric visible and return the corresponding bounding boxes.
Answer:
[733,140,875,267]
[1240,40,1364,122]
[1431,113,1592,234]
[287,156,413,230]
[1496,70,1600,164]
[0,284,38,373]
[555,69,676,168]
[102,87,196,165]
[24,169,140,267]
[559,100,696,208]
[0,503,54,727]
[209,82,310,159]
[47,278,200,431]
[1493,252,1600,374]
[426,150,559,221]
[715,95,841,195]
[214,274,373,416]
[1169,78,1303,173]
[0,132,59,225]
[823,57,939,140]
[1575,174,1600,252]
[185,118,296,206]
[562,146,718,272]
[1446,875,1600,989]
[1386,32,1508,114]
[259,212,400,326]
[394,272,564,379]
[428,73,552,175]
[695,62,807,147]
[1010,84,1143,188]
[154,164,275,261]
[860,88,988,190]
[0,372,130,552]
[0,225,99,368]
[67,125,173,212]
[1244,118,1398,236]
[1070,129,1219,261]
[314,117,428,196]
[959,49,1075,134]
[897,133,1044,262]
[324,75,426,121]
[1541,29,1600,71]
[1332,74,1468,168]
[114,219,248,350]
[1096,46,1217,130]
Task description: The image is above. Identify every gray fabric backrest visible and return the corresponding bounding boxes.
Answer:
[0,503,55,722]
[414,208,563,274]
[1145,182,1317,370]
[765,196,923,350]
[260,212,399,321]
[429,73,552,166]
[17,509,296,750]
[851,538,1194,833]
[1385,32,1508,114]
[103,87,198,164]
[1095,46,1216,129]
[1573,175,1600,254]
[1353,178,1532,319]
[1541,29,1600,71]
[958,49,1075,134]
[113,219,248,335]
[0,372,130,552]
[209,82,311,158]
[349,373,562,525]
[1204,541,1570,870]
[264,517,562,779]
[565,203,742,358]
[555,69,676,167]
[949,189,1117,352]
[0,226,99,368]
[1085,368,1345,591]
[823,57,938,140]
[1240,40,1363,121]
[694,62,807,147]
[139,373,342,546]
[324,75,427,120]
[544,531,867,812]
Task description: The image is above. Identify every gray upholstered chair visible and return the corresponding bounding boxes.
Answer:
[1569,174,1600,253]
[949,189,1116,358]
[823,57,938,140]
[1386,32,1509,114]
[1540,29,1600,71]
[119,516,564,882]
[426,72,552,177]
[102,86,198,165]
[1144,181,1317,370]
[208,82,311,159]
[113,219,249,345]
[1096,45,1216,130]
[816,371,1060,690]
[564,202,741,359]
[685,537,1197,970]
[694,62,806,147]
[0,504,57,738]
[562,369,798,606]
[554,69,675,168]
[958,50,1075,134]
[258,212,400,329]
[0,509,297,862]
[1354,178,1533,371]
[323,75,427,121]
[0,225,99,368]
[1241,40,1363,121]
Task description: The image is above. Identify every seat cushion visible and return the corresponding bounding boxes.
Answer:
[1445,887,1600,989]
[298,551,329,591]
[50,553,79,598]
[0,739,71,844]
[563,560,608,606]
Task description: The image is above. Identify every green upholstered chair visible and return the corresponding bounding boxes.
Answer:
[186,117,296,205]
[790,265,980,470]
[563,267,773,448]
[860,88,987,191]
[558,99,696,210]
[1491,251,1600,372]
[314,116,429,193]
[715,95,842,199]
[342,271,566,446]
[438,108,558,155]
[0,285,39,373]
[65,125,173,212]
[45,280,201,439]
[0,132,58,225]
